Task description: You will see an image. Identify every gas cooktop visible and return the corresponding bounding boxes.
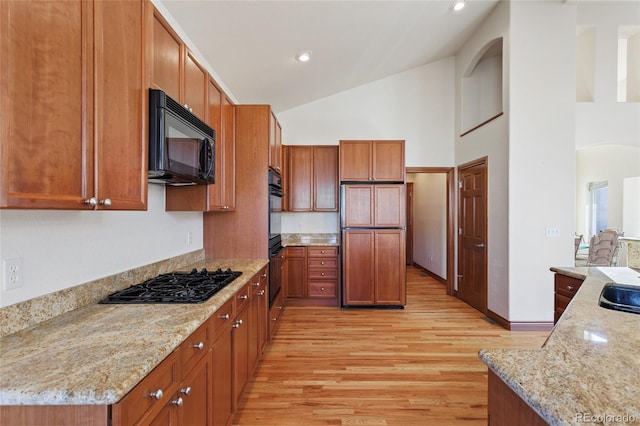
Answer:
[99,268,242,304]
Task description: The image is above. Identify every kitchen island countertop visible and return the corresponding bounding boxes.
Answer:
[0,258,268,406]
[479,266,640,425]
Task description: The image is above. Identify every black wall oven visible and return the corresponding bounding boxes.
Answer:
[268,169,283,307]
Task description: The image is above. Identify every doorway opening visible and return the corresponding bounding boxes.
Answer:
[405,167,455,296]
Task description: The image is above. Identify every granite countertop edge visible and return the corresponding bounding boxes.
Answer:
[478,266,640,425]
[0,258,269,406]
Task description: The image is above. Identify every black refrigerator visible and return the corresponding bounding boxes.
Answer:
[340,183,407,307]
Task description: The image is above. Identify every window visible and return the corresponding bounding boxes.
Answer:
[588,181,608,237]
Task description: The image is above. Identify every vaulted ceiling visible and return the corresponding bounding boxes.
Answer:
[159,0,500,112]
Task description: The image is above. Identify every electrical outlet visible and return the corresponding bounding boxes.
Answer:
[3,258,23,290]
[187,231,193,247]
[545,227,561,238]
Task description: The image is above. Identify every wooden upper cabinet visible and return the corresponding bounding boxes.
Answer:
[269,113,282,173]
[313,146,338,211]
[94,0,148,210]
[341,184,405,228]
[151,8,181,101]
[287,146,313,211]
[207,94,236,211]
[0,0,147,210]
[286,145,338,212]
[183,50,207,120]
[339,140,405,182]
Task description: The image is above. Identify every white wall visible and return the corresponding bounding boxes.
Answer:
[0,186,203,307]
[409,173,447,279]
[278,58,456,236]
[277,58,456,167]
[576,144,640,237]
[575,1,640,148]
[508,2,577,322]
[623,177,640,237]
[281,212,339,234]
[455,1,510,318]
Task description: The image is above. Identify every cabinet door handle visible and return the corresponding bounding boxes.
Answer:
[258,290,265,296]
[320,261,325,265]
[99,198,112,207]
[253,281,260,286]
[192,342,204,350]
[149,389,163,400]
[171,397,183,407]
[180,387,191,396]
[84,197,97,207]
[239,294,248,300]
[567,285,574,291]
[219,313,230,319]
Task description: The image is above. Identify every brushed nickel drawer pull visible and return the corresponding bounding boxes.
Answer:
[150,389,163,400]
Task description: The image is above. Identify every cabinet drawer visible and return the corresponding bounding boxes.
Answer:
[180,320,210,375]
[211,297,235,339]
[308,247,337,257]
[308,281,337,298]
[554,292,572,312]
[554,274,583,298]
[112,349,180,425]
[308,268,337,280]
[269,290,284,338]
[286,246,306,257]
[308,258,338,269]
[235,282,251,312]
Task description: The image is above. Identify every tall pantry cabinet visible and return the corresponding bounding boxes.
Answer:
[339,140,407,307]
[204,105,280,259]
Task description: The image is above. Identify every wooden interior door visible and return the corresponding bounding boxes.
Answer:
[457,159,487,314]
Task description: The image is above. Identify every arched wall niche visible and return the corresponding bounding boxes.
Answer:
[461,37,504,135]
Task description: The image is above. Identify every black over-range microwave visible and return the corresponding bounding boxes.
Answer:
[148,88,216,186]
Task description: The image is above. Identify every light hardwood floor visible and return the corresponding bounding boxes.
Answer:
[232,266,549,425]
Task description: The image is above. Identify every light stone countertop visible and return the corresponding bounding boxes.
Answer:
[0,258,268,406]
[281,233,339,246]
[479,266,640,426]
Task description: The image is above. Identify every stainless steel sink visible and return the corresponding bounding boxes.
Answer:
[598,283,640,314]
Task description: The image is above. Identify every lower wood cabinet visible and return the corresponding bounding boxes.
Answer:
[284,246,306,299]
[211,298,234,426]
[269,286,285,338]
[553,273,584,323]
[342,230,406,306]
[284,246,340,306]
[488,370,547,425]
[1,266,273,426]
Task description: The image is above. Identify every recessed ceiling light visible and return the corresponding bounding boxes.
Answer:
[296,51,312,62]
[452,0,465,11]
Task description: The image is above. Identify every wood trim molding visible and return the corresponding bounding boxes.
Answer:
[412,262,446,285]
[460,112,504,137]
[486,309,510,330]
[486,309,554,331]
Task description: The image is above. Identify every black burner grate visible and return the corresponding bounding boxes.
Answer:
[99,268,242,304]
